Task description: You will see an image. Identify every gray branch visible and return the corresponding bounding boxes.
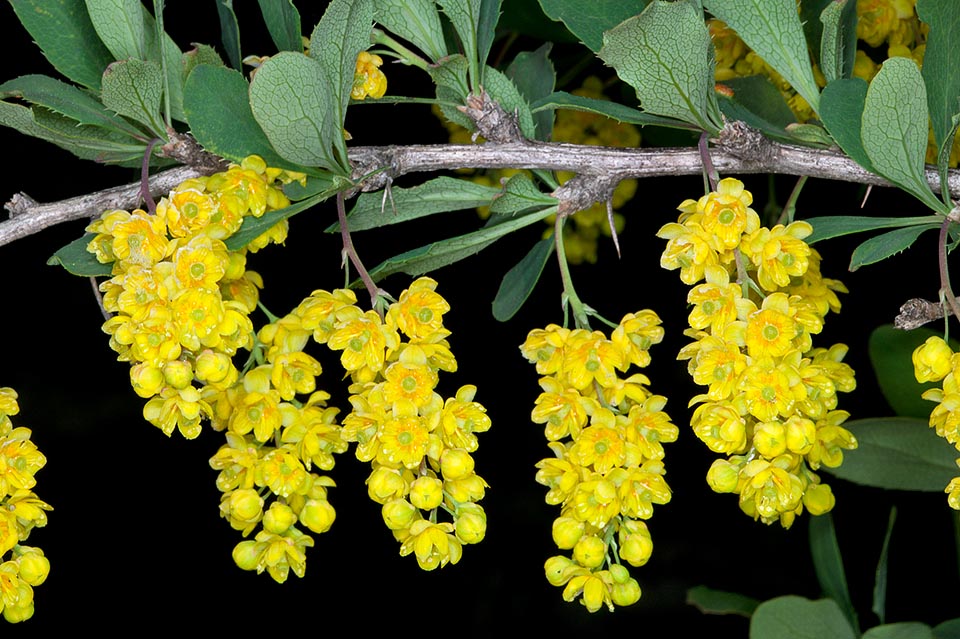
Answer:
[4,129,960,248]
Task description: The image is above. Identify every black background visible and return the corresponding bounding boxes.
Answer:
[0,1,957,635]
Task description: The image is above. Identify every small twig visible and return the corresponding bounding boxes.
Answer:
[939,213,960,324]
[336,191,381,311]
[89,276,110,321]
[140,138,162,214]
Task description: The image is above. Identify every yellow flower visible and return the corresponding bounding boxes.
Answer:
[913,336,954,383]
[657,220,720,285]
[255,448,309,497]
[382,346,440,408]
[172,234,229,290]
[562,329,624,390]
[530,376,596,441]
[379,412,431,469]
[686,265,742,334]
[269,351,323,401]
[611,310,664,368]
[743,293,800,359]
[160,187,217,238]
[439,385,491,452]
[351,51,387,100]
[573,426,626,474]
[520,324,570,376]
[696,177,760,251]
[143,385,210,438]
[108,209,171,267]
[742,221,813,292]
[739,358,806,422]
[328,309,395,381]
[562,572,613,613]
[399,520,462,570]
[691,401,748,454]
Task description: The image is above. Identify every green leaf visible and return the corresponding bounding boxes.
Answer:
[482,65,537,139]
[477,0,502,79]
[100,59,165,134]
[333,176,501,232]
[685,586,760,617]
[215,0,243,69]
[703,0,821,115]
[224,191,336,251]
[872,507,897,625]
[809,513,858,634]
[848,224,939,271]
[0,74,143,137]
[366,206,558,282]
[863,623,935,639]
[819,78,875,173]
[249,52,339,171]
[862,57,945,213]
[437,0,482,87]
[530,91,695,130]
[258,0,303,52]
[820,417,958,492]
[86,0,185,120]
[798,0,833,54]
[936,114,960,208]
[785,123,834,148]
[184,64,299,170]
[308,0,375,168]
[917,0,960,157]
[47,233,113,277]
[934,619,960,639]
[0,102,145,165]
[492,237,553,322]
[506,44,556,141]
[749,596,856,639]
[430,55,473,130]
[9,0,114,90]
[717,75,797,142]
[805,215,942,244]
[538,0,650,52]
[868,324,957,419]
[600,1,723,133]
[182,43,227,79]
[819,0,857,83]
[373,0,447,62]
[488,173,556,215]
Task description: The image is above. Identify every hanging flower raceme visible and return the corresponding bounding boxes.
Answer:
[294,277,491,571]
[86,155,304,440]
[913,336,960,508]
[0,387,52,624]
[521,311,674,613]
[658,177,857,528]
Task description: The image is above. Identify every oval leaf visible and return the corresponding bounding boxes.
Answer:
[374,0,447,62]
[805,214,941,244]
[539,0,650,53]
[100,58,165,133]
[258,0,303,53]
[820,78,875,173]
[863,623,935,639]
[599,1,722,133]
[249,52,339,170]
[862,58,945,213]
[820,417,958,492]
[47,233,113,277]
[749,596,856,639]
[686,586,759,617]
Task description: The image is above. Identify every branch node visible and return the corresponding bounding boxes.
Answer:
[894,297,945,330]
[458,90,525,144]
[716,120,779,165]
[159,132,230,173]
[553,174,621,218]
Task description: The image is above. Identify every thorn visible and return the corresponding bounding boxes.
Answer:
[380,178,397,216]
[606,198,621,258]
[860,184,873,209]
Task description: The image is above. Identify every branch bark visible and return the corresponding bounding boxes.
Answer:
[3,129,960,248]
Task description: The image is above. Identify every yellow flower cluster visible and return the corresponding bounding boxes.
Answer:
[86,155,299,439]
[352,51,387,100]
[913,336,960,509]
[658,178,857,527]
[0,388,52,624]
[521,313,675,612]
[322,277,492,571]
[434,76,640,264]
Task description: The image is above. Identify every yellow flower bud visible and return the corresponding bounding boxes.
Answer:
[611,576,641,607]
[753,421,787,458]
[409,476,444,510]
[263,502,298,534]
[618,532,653,567]
[366,466,409,504]
[706,458,741,493]
[232,540,264,571]
[382,498,419,530]
[803,482,836,516]
[17,550,50,586]
[129,363,164,398]
[163,359,194,389]
[573,535,606,568]
[785,416,817,454]
[913,336,953,383]
[3,602,34,623]
[454,503,487,544]
[440,448,475,480]
[551,516,584,549]
[299,498,336,534]
[544,555,582,587]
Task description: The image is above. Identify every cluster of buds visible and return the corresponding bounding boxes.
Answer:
[913,336,960,508]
